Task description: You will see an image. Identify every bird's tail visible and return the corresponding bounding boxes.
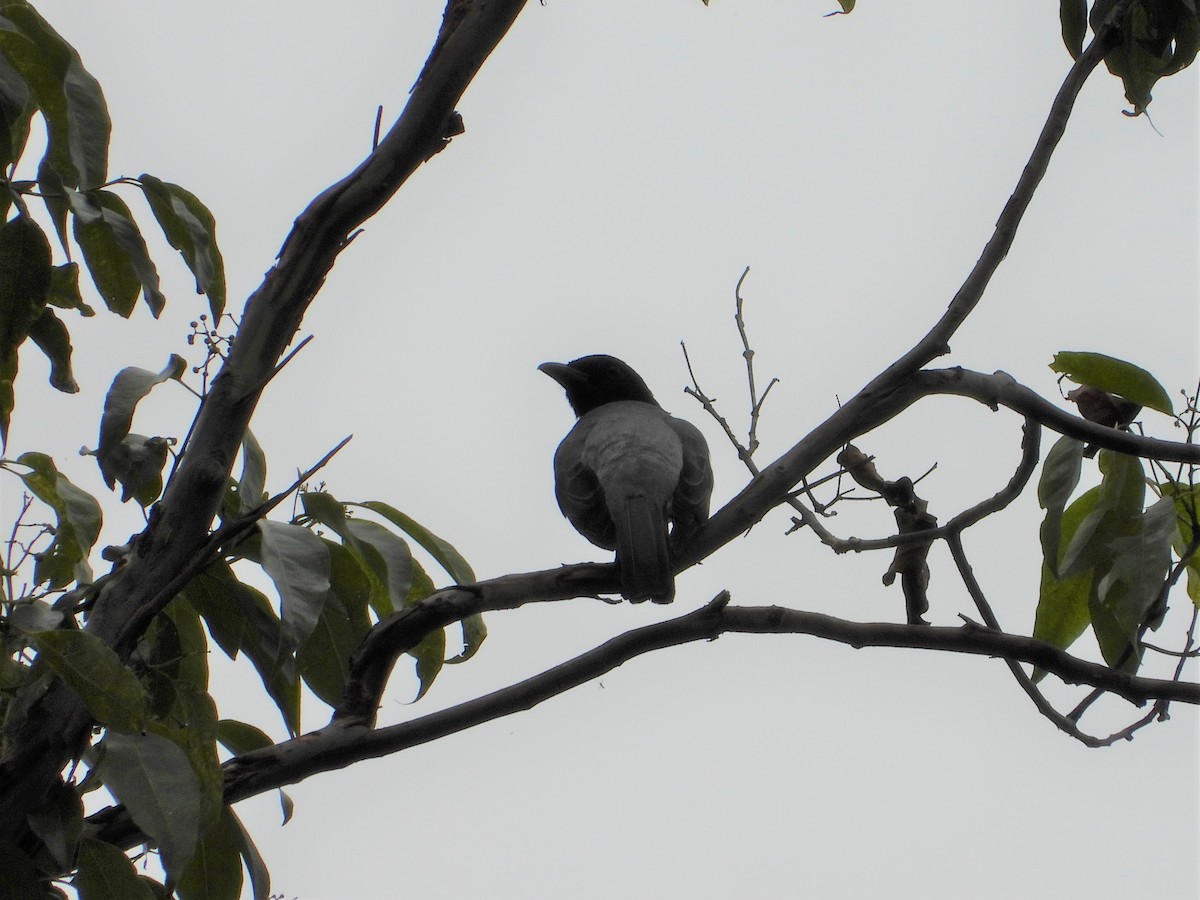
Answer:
[615,495,673,603]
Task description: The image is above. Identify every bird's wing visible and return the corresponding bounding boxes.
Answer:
[553,420,617,550]
[667,415,713,541]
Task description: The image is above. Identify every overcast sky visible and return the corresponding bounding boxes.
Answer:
[10,1,1200,898]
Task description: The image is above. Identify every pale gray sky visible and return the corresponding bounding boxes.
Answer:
[9,1,1199,898]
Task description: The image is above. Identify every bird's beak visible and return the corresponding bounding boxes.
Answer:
[538,361,583,389]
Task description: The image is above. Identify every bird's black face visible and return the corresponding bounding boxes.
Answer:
[539,354,659,416]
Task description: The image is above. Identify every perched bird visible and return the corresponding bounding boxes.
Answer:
[540,355,713,603]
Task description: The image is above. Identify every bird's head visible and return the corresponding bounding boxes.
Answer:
[539,354,659,416]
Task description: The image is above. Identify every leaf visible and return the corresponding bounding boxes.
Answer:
[95,355,185,489]
[226,807,271,900]
[0,213,52,442]
[9,599,62,631]
[176,808,243,900]
[216,719,273,756]
[0,840,45,899]
[237,428,267,516]
[1050,351,1172,415]
[1060,0,1088,57]
[1099,495,1175,638]
[16,451,101,588]
[259,520,331,656]
[356,500,476,584]
[37,155,70,254]
[301,492,397,617]
[181,561,300,735]
[1032,488,1099,680]
[31,629,148,733]
[27,305,78,393]
[1037,436,1085,579]
[99,730,203,880]
[346,519,413,617]
[103,433,172,506]
[0,46,34,170]
[138,174,226,319]
[0,5,110,188]
[68,188,165,317]
[298,542,371,706]
[46,262,92,316]
[1060,451,1145,578]
[74,837,158,900]
[27,779,82,870]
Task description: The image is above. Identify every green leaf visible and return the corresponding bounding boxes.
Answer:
[226,807,271,900]
[68,188,165,317]
[1037,436,1085,579]
[0,5,110,188]
[1098,494,1175,639]
[1060,451,1145,578]
[74,837,158,900]
[1060,0,1088,57]
[176,807,243,900]
[27,305,78,392]
[356,500,476,584]
[1034,488,1099,679]
[301,492,396,617]
[15,450,101,588]
[95,355,185,489]
[216,719,273,756]
[298,541,371,706]
[1050,351,1172,415]
[346,519,412,617]
[31,629,148,732]
[138,174,227,319]
[99,730,203,880]
[298,589,363,706]
[259,520,331,655]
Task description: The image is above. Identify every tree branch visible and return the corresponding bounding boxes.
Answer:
[87,594,1199,852]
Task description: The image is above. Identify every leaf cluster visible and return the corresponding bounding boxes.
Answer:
[1060,0,1198,112]
[1034,352,1198,676]
[0,1,225,445]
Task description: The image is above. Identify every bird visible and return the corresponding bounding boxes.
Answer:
[540,354,713,603]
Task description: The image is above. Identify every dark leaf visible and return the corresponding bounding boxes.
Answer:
[74,837,157,900]
[68,188,164,317]
[176,806,243,900]
[99,731,203,881]
[46,262,93,315]
[0,46,33,170]
[0,6,110,188]
[27,305,78,392]
[31,629,148,733]
[0,213,52,441]
[259,520,331,656]
[216,719,273,756]
[226,807,271,900]
[138,174,227,319]
[1060,0,1088,57]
